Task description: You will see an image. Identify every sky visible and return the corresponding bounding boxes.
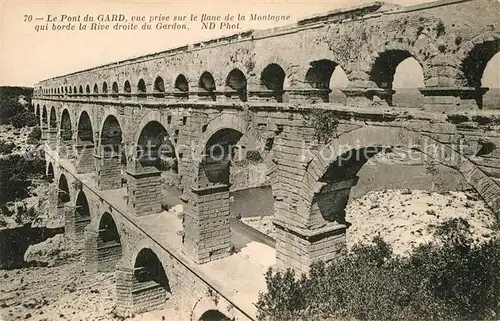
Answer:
[0,0,498,88]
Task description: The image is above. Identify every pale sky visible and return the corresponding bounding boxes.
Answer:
[1,0,498,88]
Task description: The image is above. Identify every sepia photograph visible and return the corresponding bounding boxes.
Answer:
[1,0,500,320]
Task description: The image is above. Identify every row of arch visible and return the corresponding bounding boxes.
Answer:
[35,33,500,105]
[38,104,177,172]
[48,164,231,320]
[33,58,413,105]
[37,68,253,102]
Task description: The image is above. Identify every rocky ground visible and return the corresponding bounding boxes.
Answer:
[242,189,499,254]
[0,123,45,230]
[0,225,185,321]
[1,190,498,321]
[1,115,498,321]
[0,240,117,321]
[0,124,38,155]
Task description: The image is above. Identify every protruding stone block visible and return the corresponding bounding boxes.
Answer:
[341,87,393,107]
[274,219,347,274]
[84,225,122,273]
[47,128,58,151]
[126,167,162,216]
[287,88,331,104]
[75,143,95,174]
[114,265,168,317]
[94,153,122,190]
[63,203,78,239]
[47,186,58,222]
[40,125,49,143]
[419,86,489,112]
[182,184,231,264]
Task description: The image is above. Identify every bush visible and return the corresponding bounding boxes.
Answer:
[10,111,38,128]
[256,218,500,321]
[28,126,42,140]
[0,140,16,154]
[0,153,45,204]
[312,109,339,143]
[27,126,42,145]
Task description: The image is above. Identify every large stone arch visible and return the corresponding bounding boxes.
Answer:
[59,108,73,133]
[96,109,126,190]
[182,113,275,264]
[76,109,94,144]
[42,105,48,125]
[190,296,236,321]
[67,190,92,238]
[194,113,266,164]
[293,42,352,87]
[133,111,175,151]
[59,108,73,156]
[456,31,500,88]
[49,106,57,129]
[301,126,500,214]
[98,107,124,144]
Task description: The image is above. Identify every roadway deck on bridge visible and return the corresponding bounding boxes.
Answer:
[47,151,275,319]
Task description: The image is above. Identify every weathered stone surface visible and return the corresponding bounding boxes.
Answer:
[30,0,500,318]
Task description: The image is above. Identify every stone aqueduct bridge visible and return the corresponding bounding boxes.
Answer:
[32,0,500,319]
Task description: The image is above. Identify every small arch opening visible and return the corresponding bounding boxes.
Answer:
[305,59,337,102]
[131,248,170,311]
[261,63,286,102]
[225,68,247,101]
[124,80,131,98]
[74,191,91,235]
[154,77,165,97]
[112,82,119,97]
[95,212,122,272]
[370,50,423,106]
[47,162,54,182]
[49,107,57,129]
[57,174,70,207]
[137,79,147,98]
[199,72,217,101]
[77,111,94,145]
[198,310,232,321]
[174,74,189,99]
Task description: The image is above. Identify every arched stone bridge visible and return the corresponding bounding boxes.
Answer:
[32,0,500,319]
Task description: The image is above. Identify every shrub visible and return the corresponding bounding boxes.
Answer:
[11,111,38,128]
[256,218,500,321]
[0,153,45,204]
[28,126,42,141]
[436,21,446,37]
[312,109,339,143]
[0,140,16,154]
